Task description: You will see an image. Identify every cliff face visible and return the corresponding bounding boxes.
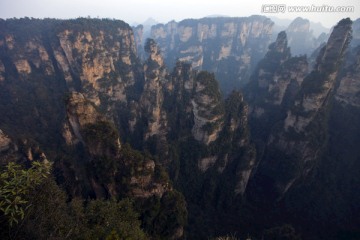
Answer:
[56,27,137,106]
[0,18,253,192]
[246,18,353,211]
[0,18,255,239]
[241,19,360,239]
[132,24,146,60]
[162,61,255,204]
[139,39,168,140]
[0,19,143,154]
[334,19,360,108]
[283,19,352,134]
[286,17,328,56]
[335,48,360,107]
[0,19,138,106]
[0,129,49,167]
[63,92,104,145]
[246,31,308,142]
[0,129,11,153]
[60,91,170,199]
[150,16,274,94]
[189,71,225,145]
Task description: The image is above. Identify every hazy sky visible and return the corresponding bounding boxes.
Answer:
[0,0,359,28]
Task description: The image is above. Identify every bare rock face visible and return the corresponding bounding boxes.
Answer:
[151,16,274,94]
[284,19,353,133]
[190,72,224,145]
[0,19,189,239]
[0,129,11,152]
[140,39,168,139]
[62,91,171,201]
[244,19,360,238]
[350,18,360,47]
[223,92,256,195]
[165,62,255,197]
[335,35,360,107]
[246,31,308,139]
[286,17,315,56]
[63,91,104,145]
[0,129,49,166]
[247,18,353,202]
[0,33,54,76]
[128,158,170,198]
[55,26,137,106]
[0,18,144,158]
[247,31,292,106]
[0,19,139,122]
[334,18,360,107]
[132,24,145,60]
[14,59,32,74]
[282,17,352,175]
[167,64,225,146]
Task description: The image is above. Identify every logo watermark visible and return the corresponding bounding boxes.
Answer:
[261,4,355,13]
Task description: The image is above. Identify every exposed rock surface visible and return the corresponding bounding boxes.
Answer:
[247,18,353,203]
[61,91,171,201]
[335,18,360,108]
[0,129,49,166]
[0,19,139,117]
[63,92,104,145]
[0,18,255,240]
[132,24,146,60]
[286,17,327,56]
[283,19,352,133]
[190,72,224,145]
[246,31,308,142]
[0,129,11,152]
[140,39,168,139]
[151,16,274,94]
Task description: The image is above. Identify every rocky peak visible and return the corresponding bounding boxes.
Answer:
[132,24,145,60]
[245,29,308,152]
[167,65,242,146]
[285,17,323,56]
[140,39,168,140]
[166,65,256,197]
[269,31,290,54]
[284,18,353,132]
[287,17,310,33]
[144,38,164,68]
[246,31,294,108]
[246,18,354,202]
[315,18,353,73]
[190,72,225,145]
[214,91,257,195]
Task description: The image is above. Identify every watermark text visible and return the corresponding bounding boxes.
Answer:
[261,4,355,13]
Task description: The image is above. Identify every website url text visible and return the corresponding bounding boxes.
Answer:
[261,4,355,13]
